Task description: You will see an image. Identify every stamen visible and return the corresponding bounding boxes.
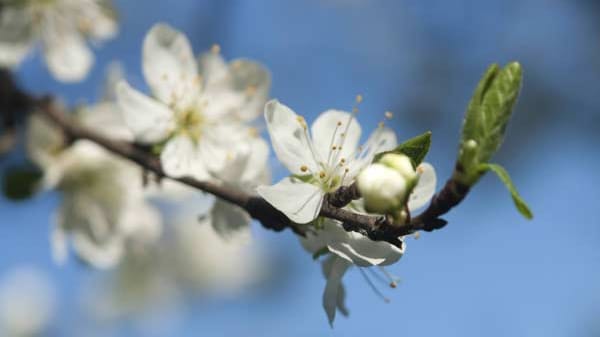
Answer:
[319,171,326,179]
[384,111,393,120]
[300,165,308,173]
[211,44,221,54]
[413,231,421,240]
[296,116,307,129]
[378,266,401,288]
[355,94,363,103]
[359,268,390,303]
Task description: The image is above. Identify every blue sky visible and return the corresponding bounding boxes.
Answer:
[2,0,600,336]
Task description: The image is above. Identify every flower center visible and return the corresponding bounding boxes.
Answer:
[175,107,204,142]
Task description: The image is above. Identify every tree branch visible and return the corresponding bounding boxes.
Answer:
[2,71,471,247]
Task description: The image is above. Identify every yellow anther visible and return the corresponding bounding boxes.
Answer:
[384,111,393,120]
[296,116,307,129]
[340,158,346,164]
[344,168,349,173]
[413,231,421,240]
[338,146,343,151]
[300,165,308,172]
[211,44,221,54]
[378,122,385,128]
[356,94,363,103]
[390,281,398,288]
[337,121,342,126]
[319,171,326,179]
[332,145,337,150]
[417,165,425,174]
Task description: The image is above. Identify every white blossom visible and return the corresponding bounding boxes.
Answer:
[0,267,56,337]
[257,99,398,224]
[117,23,269,184]
[26,86,162,268]
[0,0,118,82]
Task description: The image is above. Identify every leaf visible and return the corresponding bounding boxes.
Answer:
[374,131,432,167]
[477,163,533,219]
[458,62,523,185]
[2,165,43,201]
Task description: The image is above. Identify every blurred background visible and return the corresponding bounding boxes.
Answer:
[1,0,600,336]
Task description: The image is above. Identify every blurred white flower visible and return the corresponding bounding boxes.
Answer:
[86,205,267,325]
[117,23,269,183]
[0,0,118,82]
[26,83,162,269]
[257,99,397,224]
[0,267,56,337]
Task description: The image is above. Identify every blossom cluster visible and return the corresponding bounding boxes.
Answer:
[2,0,441,324]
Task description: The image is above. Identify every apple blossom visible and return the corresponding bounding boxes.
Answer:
[0,0,118,82]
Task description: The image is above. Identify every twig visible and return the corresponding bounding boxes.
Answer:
[2,71,471,246]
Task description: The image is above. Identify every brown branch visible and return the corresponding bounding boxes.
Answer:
[2,69,471,247]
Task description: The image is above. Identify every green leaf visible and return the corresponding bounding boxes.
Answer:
[374,131,432,167]
[477,163,533,219]
[2,165,43,201]
[458,62,523,185]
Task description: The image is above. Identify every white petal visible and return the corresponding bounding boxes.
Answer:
[0,8,33,67]
[264,100,319,175]
[322,256,351,326]
[227,59,271,121]
[347,127,398,179]
[142,23,198,107]
[0,40,32,68]
[198,51,229,88]
[211,200,251,239]
[71,231,123,269]
[200,56,271,122]
[160,134,210,180]
[329,237,404,267]
[408,162,437,212]
[50,223,67,265]
[311,109,361,163]
[116,81,175,143]
[257,177,324,224]
[240,138,270,183]
[43,34,93,82]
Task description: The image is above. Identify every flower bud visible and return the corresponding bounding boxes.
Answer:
[356,163,407,214]
[378,153,417,185]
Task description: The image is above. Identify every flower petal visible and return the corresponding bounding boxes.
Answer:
[408,162,437,212]
[347,127,398,180]
[264,100,319,175]
[211,199,251,239]
[43,33,93,82]
[142,23,198,107]
[257,177,324,224]
[160,134,210,180]
[0,8,33,68]
[322,256,351,326]
[311,109,361,164]
[116,80,175,143]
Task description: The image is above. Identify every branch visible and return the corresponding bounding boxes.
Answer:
[2,71,471,246]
